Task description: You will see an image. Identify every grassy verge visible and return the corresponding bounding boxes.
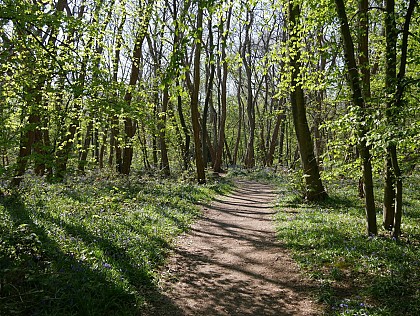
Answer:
[274,173,420,315]
[0,172,231,315]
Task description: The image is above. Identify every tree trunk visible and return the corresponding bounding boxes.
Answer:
[289,1,327,201]
[266,108,284,167]
[202,16,215,169]
[385,0,416,238]
[177,82,191,171]
[78,119,93,173]
[110,9,126,171]
[11,113,39,186]
[99,129,106,169]
[213,6,232,173]
[243,8,255,169]
[383,155,395,230]
[334,0,377,235]
[119,1,151,175]
[159,86,170,176]
[383,0,398,231]
[233,73,243,166]
[121,44,141,175]
[190,5,206,184]
[278,116,286,166]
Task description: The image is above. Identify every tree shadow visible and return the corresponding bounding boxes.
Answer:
[277,197,420,314]
[0,194,182,316]
[148,181,321,315]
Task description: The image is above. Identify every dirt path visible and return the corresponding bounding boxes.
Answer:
[146,180,320,315]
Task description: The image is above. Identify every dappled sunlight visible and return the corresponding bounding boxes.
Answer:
[0,176,225,315]
[150,180,320,316]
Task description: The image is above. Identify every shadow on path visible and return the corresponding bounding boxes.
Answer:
[145,180,320,316]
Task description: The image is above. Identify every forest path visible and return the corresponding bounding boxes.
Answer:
[145,180,320,315]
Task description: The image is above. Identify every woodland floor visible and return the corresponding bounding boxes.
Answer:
[144,180,322,315]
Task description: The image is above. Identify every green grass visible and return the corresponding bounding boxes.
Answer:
[0,172,232,315]
[275,173,420,315]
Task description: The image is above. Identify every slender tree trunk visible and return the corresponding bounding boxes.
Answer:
[11,113,39,186]
[109,9,125,171]
[205,129,216,165]
[278,116,286,165]
[167,0,191,171]
[289,1,327,201]
[357,0,372,199]
[233,74,243,165]
[78,119,93,172]
[383,155,395,230]
[385,0,417,238]
[224,138,233,166]
[93,127,99,163]
[190,4,206,184]
[138,122,151,170]
[152,106,158,169]
[159,86,170,176]
[32,95,46,176]
[383,0,398,230]
[99,129,106,169]
[202,16,215,169]
[335,0,377,235]
[176,82,191,171]
[121,48,140,175]
[213,6,232,173]
[243,8,255,169]
[267,110,284,167]
[120,3,151,175]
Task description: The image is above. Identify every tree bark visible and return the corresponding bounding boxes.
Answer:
[11,112,40,186]
[213,6,232,173]
[289,1,327,201]
[233,71,243,166]
[177,81,191,171]
[384,0,417,238]
[202,16,215,169]
[190,4,206,184]
[334,0,377,235]
[159,86,170,176]
[120,1,152,175]
[78,119,93,173]
[383,0,398,230]
[267,111,285,167]
[243,7,255,169]
[121,41,142,175]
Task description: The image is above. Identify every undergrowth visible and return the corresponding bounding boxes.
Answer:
[0,171,231,315]
[275,173,420,315]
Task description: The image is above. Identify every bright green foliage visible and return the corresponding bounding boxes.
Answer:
[0,173,232,315]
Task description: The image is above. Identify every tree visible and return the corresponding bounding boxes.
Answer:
[213,3,232,173]
[243,5,256,168]
[190,1,206,184]
[383,0,417,238]
[334,0,377,235]
[288,0,327,201]
[120,0,153,175]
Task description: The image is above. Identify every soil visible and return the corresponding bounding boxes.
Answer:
[144,180,321,315]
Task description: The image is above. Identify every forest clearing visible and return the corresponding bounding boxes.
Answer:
[1,0,420,314]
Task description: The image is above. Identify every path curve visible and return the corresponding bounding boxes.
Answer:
[146,180,320,315]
